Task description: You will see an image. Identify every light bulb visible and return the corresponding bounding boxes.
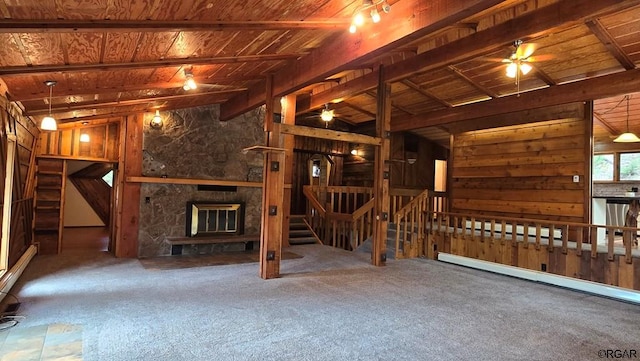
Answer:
[506,62,517,78]
[520,62,532,75]
[370,9,381,23]
[353,12,365,26]
[79,133,90,143]
[349,23,357,33]
[151,110,163,128]
[186,77,197,90]
[320,108,334,122]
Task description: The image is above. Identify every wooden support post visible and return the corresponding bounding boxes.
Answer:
[372,65,391,266]
[116,114,142,258]
[281,95,296,248]
[260,75,285,279]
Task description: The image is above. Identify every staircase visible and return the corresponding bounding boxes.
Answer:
[288,215,317,245]
[32,158,66,255]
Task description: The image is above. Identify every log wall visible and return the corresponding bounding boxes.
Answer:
[451,104,590,224]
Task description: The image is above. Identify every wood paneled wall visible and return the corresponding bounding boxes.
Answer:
[451,104,590,223]
[0,97,38,268]
[38,122,120,161]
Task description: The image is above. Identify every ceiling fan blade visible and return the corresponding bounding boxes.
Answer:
[527,53,554,62]
[516,42,538,59]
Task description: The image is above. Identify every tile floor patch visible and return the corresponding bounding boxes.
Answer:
[0,323,82,361]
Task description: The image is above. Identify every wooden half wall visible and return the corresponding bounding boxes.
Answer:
[450,102,591,224]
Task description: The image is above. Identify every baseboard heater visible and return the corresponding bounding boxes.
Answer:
[437,253,640,305]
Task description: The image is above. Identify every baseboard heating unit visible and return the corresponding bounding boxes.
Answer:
[437,253,640,305]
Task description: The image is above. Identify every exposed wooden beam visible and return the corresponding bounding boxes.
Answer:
[400,79,453,107]
[0,19,352,33]
[392,68,640,131]
[220,0,509,120]
[530,64,557,86]
[295,71,380,114]
[448,65,499,98]
[289,0,635,118]
[341,101,377,119]
[365,90,415,115]
[593,112,620,135]
[0,53,303,76]
[26,90,242,116]
[275,123,382,146]
[9,79,255,102]
[586,19,635,70]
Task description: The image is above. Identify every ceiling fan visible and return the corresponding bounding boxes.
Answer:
[499,39,550,95]
[303,104,342,128]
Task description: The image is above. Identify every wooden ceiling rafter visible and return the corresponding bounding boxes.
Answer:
[585,18,636,70]
[593,112,620,135]
[26,90,242,116]
[340,101,377,119]
[0,53,303,76]
[0,19,353,33]
[392,68,640,132]
[8,79,254,102]
[400,79,453,108]
[290,0,630,122]
[220,0,510,120]
[447,65,500,99]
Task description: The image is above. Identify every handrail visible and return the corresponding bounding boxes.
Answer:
[303,186,325,217]
[394,190,448,258]
[352,198,374,220]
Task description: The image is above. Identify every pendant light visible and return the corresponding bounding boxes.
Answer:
[613,95,640,143]
[41,80,57,131]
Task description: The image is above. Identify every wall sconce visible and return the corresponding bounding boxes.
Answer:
[150,110,163,128]
[406,158,417,165]
[79,133,90,143]
[350,149,358,156]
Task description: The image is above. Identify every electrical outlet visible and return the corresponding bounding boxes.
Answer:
[573,175,580,183]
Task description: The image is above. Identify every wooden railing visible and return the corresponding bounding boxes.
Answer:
[394,190,448,258]
[303,185,447,251]
[303,186,375,250]
[397,210,640,291]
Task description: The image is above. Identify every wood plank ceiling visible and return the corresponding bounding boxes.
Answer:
[1,0,640,149]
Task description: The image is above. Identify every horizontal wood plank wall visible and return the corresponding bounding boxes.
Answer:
[451,104,588,223]
[38,123,119,161]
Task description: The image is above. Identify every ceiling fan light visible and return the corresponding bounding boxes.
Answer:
[41,116,57,131]
[320,108,334,122]
[613,132,640,143]
[520,62,532,75]
[506,62,517,78]
[370,8,381,23]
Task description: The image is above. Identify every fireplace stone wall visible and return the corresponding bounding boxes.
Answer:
[137,104,265,257]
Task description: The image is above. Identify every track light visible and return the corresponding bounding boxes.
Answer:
[349,0,390,33]
[370,8,381,23]
[41,80,57,131]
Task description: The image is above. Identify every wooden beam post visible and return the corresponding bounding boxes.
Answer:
[260,75,285,279]
[372,66,391,266]
[116,114,142,258]
[281,95,296,248]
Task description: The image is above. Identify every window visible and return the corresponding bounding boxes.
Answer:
[593,154,614,181]
[102,170,113,187]
[620,152,640,180]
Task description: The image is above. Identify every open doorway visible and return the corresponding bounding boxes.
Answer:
[62,160,115,253]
